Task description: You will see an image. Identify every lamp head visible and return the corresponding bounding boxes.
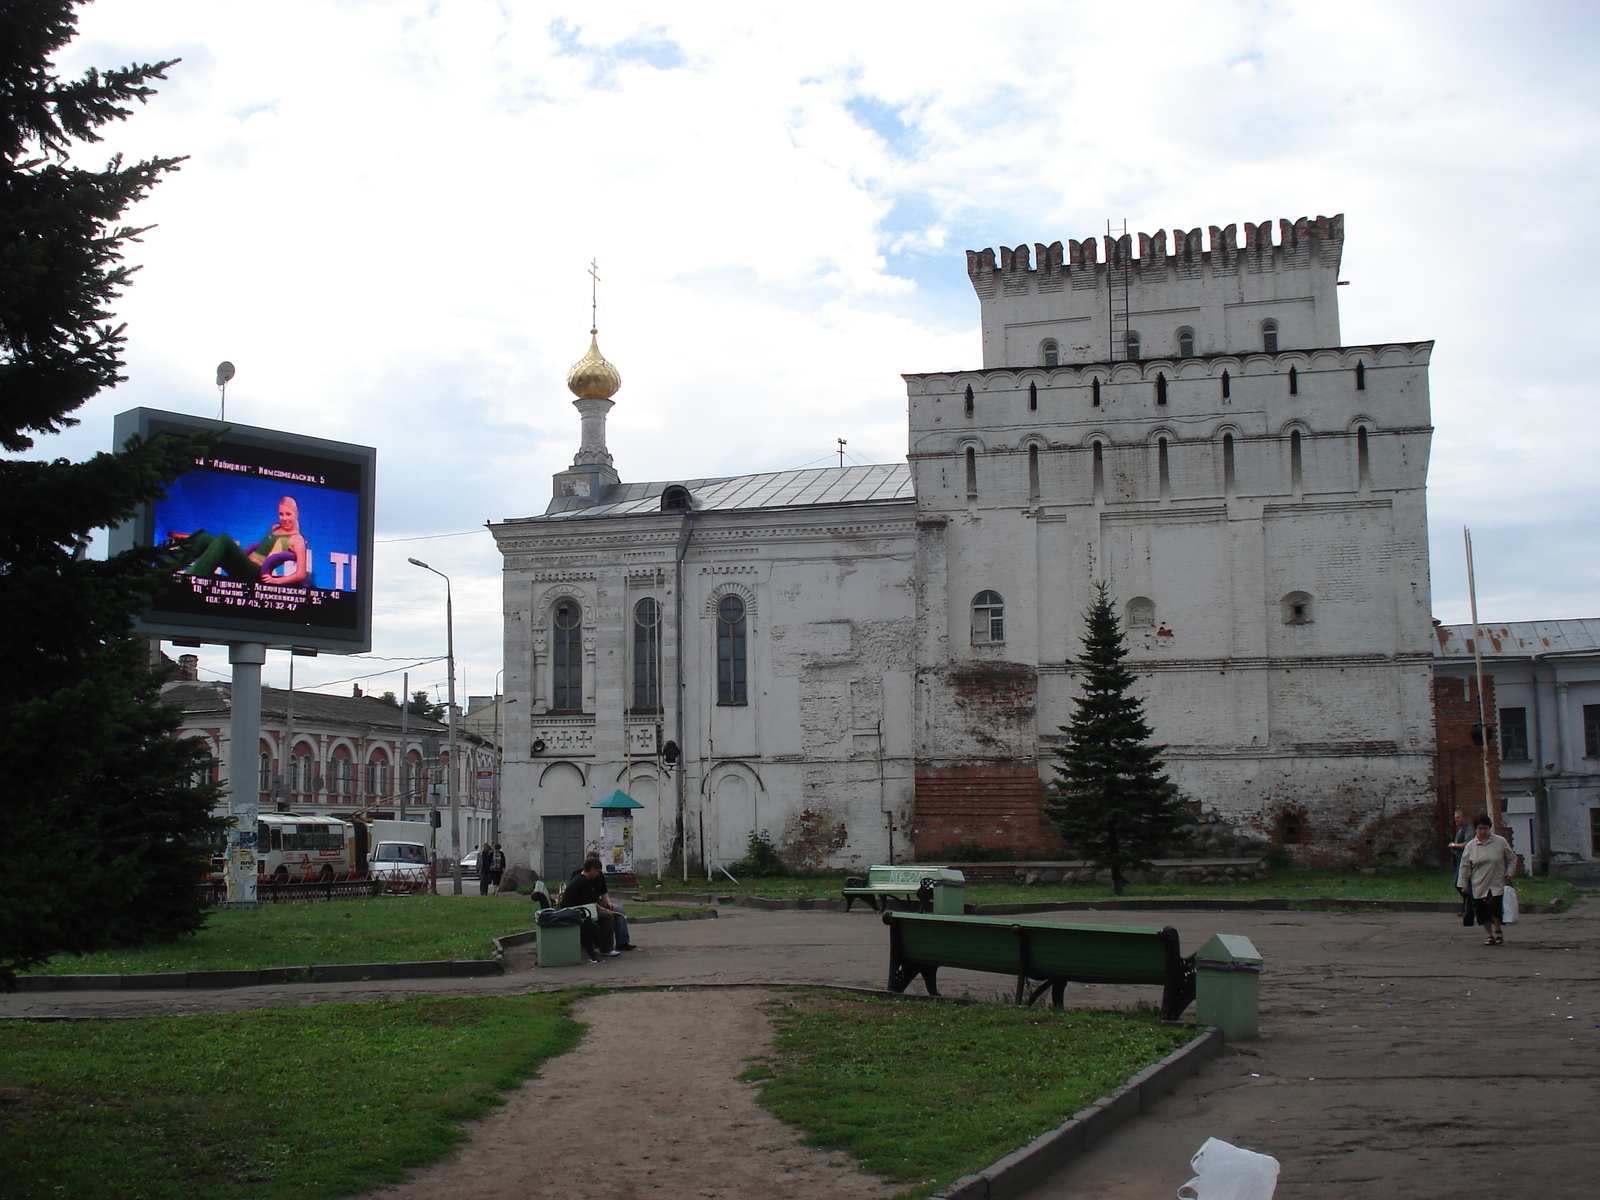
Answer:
[408,557,429,569]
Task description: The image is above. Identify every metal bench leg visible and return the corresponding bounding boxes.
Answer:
[1025,980,1054,1008]
[921,966,940,997]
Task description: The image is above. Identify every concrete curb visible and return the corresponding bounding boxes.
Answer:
[643,892,848,912]
[931,1026,1227,1200]
[971,897,1464,915]
[12,959,503,992]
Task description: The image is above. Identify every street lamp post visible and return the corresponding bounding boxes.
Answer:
[409,557,462,896]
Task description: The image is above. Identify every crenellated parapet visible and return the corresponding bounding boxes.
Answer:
[966,215,1344,299]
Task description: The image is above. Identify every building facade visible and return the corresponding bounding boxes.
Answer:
[493,213,1440,875]
[165,669,498,861]
[1434,620,1600,880]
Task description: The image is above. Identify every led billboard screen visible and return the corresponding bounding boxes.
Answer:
[111,409,376,652]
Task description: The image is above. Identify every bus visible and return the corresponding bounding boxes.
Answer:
[254,813,357,880]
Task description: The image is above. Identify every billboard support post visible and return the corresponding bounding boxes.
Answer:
[224,641,267,908]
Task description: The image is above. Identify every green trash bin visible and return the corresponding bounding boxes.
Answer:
[1195,933,1262,1040]
[535,903,598,968]
[930,879,965,915]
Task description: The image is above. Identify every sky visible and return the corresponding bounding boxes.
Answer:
[32,0,1600,700]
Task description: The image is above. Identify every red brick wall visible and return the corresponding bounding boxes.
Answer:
[1433,674,1504,847]
[912,763,1068,860]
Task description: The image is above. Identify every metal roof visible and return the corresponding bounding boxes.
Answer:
[523,462,913,522]
[1433,619,1600,659]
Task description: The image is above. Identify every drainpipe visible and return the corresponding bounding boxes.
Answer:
[1529,654,1550,875]
[674,508,698,881]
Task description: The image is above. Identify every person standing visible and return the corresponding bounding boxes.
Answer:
[1447,808,1474,874]
[487,843,506,893]
[1457,815,1516,946]
[476,842,493,895]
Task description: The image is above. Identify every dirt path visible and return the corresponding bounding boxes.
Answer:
[363,987,893,1200]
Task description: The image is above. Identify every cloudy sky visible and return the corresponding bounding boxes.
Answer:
[40,0,1600,699]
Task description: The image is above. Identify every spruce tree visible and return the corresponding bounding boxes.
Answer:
[1043,583,1186,895]
[0,1,219,985]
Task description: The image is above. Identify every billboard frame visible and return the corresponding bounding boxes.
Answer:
[110,408,377,655]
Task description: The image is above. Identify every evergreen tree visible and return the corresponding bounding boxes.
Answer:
[1043,583,1186,895]
[0,2,218,985]
[407,690,445,721]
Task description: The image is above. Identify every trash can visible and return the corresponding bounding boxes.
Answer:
[1195,933,1262,1040]
[533,905,590,968]
[930,879,966,915]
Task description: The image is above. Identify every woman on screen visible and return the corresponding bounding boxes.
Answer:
[168,496,311,586]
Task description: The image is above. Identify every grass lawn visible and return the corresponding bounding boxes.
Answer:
[0,992,586,1200]
[28,896,554,976]
[744,990,1193,1199]
[640,866,1575,909]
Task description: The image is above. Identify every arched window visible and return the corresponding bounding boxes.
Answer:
[331,752,354,797]
[1125,331,1141,361]
[257,751,270,793]
[964,384,974,416]
[661,485,692,512]
[1156,372,1168,405]
[1091,377,1101,407]
[1223,432,1236,494]
[971,591,1005,644]
[717,595,747,706]
[633,597,661,711]
[1092,441,1105,500]
[1282,591,1313,625]
[1289,429,1303,490]
[1042,340,1059,367]
[1261,320,1279,353]
[552,598,583,711]
[1178,328,1195,358]
[1028,444,1040,501]
[1028,381,1038,410]
[1157,437,1170,497]
[965,446,978,496]
[365,754,390,797]
[1356,426,1371,488]
[1288,365,1298,396]
[1127,597,1156,628]
[1221,369,1231,400]
[1355,360,1366,391]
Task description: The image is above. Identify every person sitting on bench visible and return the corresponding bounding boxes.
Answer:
[562,859,633,957]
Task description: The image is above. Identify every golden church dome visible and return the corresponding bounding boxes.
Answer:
[566,329,622,400]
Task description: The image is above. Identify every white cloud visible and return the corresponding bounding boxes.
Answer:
[28,0,1599,691]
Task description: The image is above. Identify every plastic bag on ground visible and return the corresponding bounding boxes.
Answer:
[1177,1137,1279,1200]
[1502,885,1519,924]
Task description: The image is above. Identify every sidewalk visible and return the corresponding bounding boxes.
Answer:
[4,902,1595,1196]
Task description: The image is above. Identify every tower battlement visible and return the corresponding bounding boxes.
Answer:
[966,214,1346,368]
[966,215,1344,300]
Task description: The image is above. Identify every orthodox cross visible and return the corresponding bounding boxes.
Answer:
[588,258,601,329]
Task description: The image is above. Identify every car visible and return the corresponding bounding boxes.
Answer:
[368,839,431,889]
[459,850,481,877]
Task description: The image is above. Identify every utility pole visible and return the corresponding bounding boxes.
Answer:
[1464,527,1498,831]
[410,557,462,894]
[399,670,409,823]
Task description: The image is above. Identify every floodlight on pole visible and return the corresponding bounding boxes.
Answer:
[216,361,235,420]
[409,556,462,895]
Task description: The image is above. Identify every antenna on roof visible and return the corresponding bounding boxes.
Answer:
[837,438,847,468]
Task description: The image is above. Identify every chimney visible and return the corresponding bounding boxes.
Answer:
[353,684,364,698]
[179,654,200,680]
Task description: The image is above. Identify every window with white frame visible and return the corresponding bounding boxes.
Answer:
[972,591,1005,644]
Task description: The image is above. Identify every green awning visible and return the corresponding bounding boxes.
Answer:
[592,790,644,810]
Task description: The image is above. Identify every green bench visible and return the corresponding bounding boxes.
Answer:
[882,911,1197,1021]
[843,865,966,914]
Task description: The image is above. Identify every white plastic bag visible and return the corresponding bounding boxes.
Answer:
[1177,1137,1280,1200]
[1502,885,1518,924]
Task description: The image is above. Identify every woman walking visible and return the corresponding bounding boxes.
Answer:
[1456,815,1517,945]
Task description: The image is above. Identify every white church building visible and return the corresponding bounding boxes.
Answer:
[490,213,1438,878]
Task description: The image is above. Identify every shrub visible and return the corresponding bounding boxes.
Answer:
[730,830,789,878]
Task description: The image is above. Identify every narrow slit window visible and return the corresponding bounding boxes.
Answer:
[965,446,977,495]
[1029,381,1038,411]
[1262,320,1279,353]
[1288,366,1298,396]
[964,384,974,416]
[632,597,661,711]
[1223,433,1236,493]
[1156,373,1168,405]
[1357,426,1370,488]
[1221,369,1231,400]
[1290,430,1303,490]
[1028,444,1040,501]
[1355,360,1366,390]
[1158,437,1170,498]
[1092,377,1101,407]
[1092,441,1104,500]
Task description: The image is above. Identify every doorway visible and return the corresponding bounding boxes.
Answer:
[542,814,586,882]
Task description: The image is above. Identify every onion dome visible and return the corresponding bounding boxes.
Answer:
[566,329,622,400]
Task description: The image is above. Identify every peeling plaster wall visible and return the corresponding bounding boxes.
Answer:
[491,503,918,876]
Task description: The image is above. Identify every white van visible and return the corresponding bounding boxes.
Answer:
[369,838,431,888]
